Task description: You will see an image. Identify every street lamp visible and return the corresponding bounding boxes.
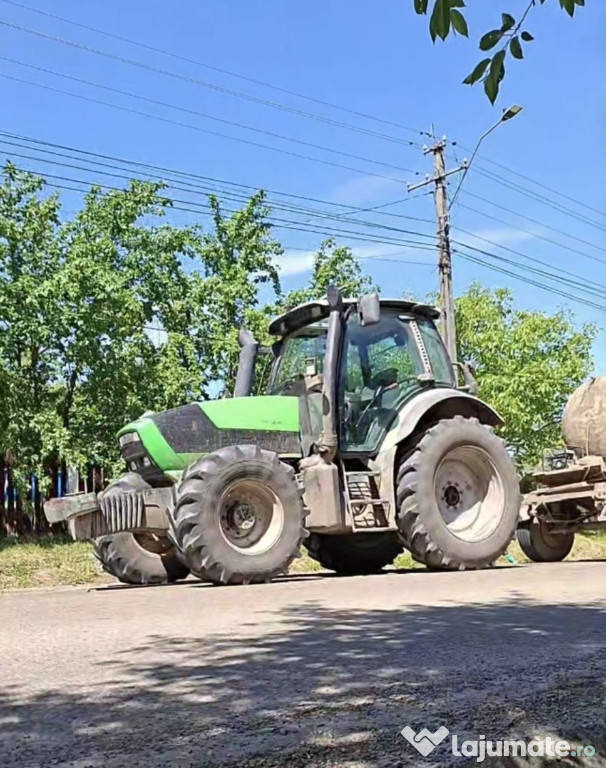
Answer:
[449,104,523,208]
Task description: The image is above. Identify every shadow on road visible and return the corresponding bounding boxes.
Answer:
[1,597,604,767]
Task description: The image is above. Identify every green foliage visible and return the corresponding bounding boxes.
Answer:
[455,284,595,470]
[413,0,587,103]
[279,238,375,312]
[0,164,377,500]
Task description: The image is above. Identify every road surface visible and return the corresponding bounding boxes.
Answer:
[1,562,605,767]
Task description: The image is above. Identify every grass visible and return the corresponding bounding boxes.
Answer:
[1,530,605,591]
[0,535,106,591]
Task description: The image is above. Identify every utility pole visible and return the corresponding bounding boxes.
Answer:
[408,141,466,364]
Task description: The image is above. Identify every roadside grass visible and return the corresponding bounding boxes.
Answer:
[1,530,605,590]
[0,535,107,590]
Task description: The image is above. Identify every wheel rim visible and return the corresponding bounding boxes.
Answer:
[434,445,505,543]
[535,522,572,550]
[219,479,285,555]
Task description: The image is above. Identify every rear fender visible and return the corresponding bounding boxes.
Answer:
[371,389,503,525]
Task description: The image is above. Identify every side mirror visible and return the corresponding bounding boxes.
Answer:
[358,293,381,326]
[454,361,478,395]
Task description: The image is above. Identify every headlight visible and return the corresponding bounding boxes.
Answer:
[119,432,141,448]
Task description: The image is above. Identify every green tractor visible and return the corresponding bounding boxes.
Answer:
[45,288,520,585]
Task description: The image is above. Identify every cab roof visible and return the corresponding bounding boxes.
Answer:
[268,298,440,337]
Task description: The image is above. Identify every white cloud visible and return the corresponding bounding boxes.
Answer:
[456,226,536,249]
[276,249,317,277]
[327,175,406,207]
[275,243,434,277]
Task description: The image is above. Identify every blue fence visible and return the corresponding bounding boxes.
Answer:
[0,463,104,534]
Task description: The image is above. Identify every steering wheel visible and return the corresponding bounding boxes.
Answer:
[354,369,399,428]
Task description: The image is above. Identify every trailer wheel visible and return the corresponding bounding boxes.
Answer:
[171,445,307,585]
[517,521,574,562]
[94,473,190,585]
[306,533,402,575]
[396,416,520,570]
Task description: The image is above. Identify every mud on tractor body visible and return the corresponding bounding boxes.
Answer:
[45,288,520,585]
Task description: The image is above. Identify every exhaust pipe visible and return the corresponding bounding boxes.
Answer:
[233,328,259,397]
[318,285,343,461]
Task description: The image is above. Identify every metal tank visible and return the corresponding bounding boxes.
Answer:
[562,376,606,457]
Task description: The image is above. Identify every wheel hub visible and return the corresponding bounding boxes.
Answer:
[231,503,256,531]
[219,480,285,555]
[443,484,462,508]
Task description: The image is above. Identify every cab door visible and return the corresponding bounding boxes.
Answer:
[340,311,427,453]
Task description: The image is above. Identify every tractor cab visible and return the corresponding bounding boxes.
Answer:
[267,297,456,455]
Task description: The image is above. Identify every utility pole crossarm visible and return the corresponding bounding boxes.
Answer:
[407,162,467,193]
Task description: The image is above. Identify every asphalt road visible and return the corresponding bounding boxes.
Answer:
[1,562,605,768]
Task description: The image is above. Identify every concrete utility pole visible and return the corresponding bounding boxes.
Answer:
[408,141,466,364]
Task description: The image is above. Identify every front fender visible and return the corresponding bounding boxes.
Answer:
[380,388,503,454]
[371,389,503,526]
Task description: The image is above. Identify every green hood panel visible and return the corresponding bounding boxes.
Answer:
[119,396,301,472]
[201,396,300,431]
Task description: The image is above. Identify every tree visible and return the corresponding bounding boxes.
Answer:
[412,0,587,103]
[0,165,289,492]
[279,239,375,311]
[455,284,595,469]
[0,163,205,483]
[189,191,284,397]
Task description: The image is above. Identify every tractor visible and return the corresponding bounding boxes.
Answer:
[45,288,520,585]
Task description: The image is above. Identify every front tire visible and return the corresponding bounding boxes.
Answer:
[396,416,520,570]
[306,533,402,575]
[94,473,190,585]
[171,445,307,585]
[517,521,574,562]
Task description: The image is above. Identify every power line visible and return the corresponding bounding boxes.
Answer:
[474,152,606,220]
[456,201,606,267]
[0,55,418,177]
[0,72,410,184]
[0,143,437,242]
[0,129,434,224]
[452,234,606,299]
[14,165,438,252]
[0,17,427,152]
[0,0,431,143]
[474,167,606,234]
[453,247,606,313]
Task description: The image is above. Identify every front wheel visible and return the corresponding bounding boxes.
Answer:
[517,521,574,562]
[94,473,190,585]
[171,445,307,585]
[396,416,520,570]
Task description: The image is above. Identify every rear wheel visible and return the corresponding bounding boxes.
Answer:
[306,532,402,575]
[396,416,520,570]
[94,473,190,585]
[517,521,574,562]
[171,445,307,585]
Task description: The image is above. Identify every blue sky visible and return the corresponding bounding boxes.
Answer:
[1,0,605,367]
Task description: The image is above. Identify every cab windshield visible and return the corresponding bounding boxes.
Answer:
[268,322,327,394]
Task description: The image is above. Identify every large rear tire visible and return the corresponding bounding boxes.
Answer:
[306,532,402,575]
[94,473,190,585]
[171,445,307,585]
[517,521,574,562]
[396,416,519,570]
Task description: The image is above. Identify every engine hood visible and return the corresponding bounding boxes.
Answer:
[118,396,301,472]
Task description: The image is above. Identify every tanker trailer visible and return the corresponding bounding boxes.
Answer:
[519,377,606,561]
